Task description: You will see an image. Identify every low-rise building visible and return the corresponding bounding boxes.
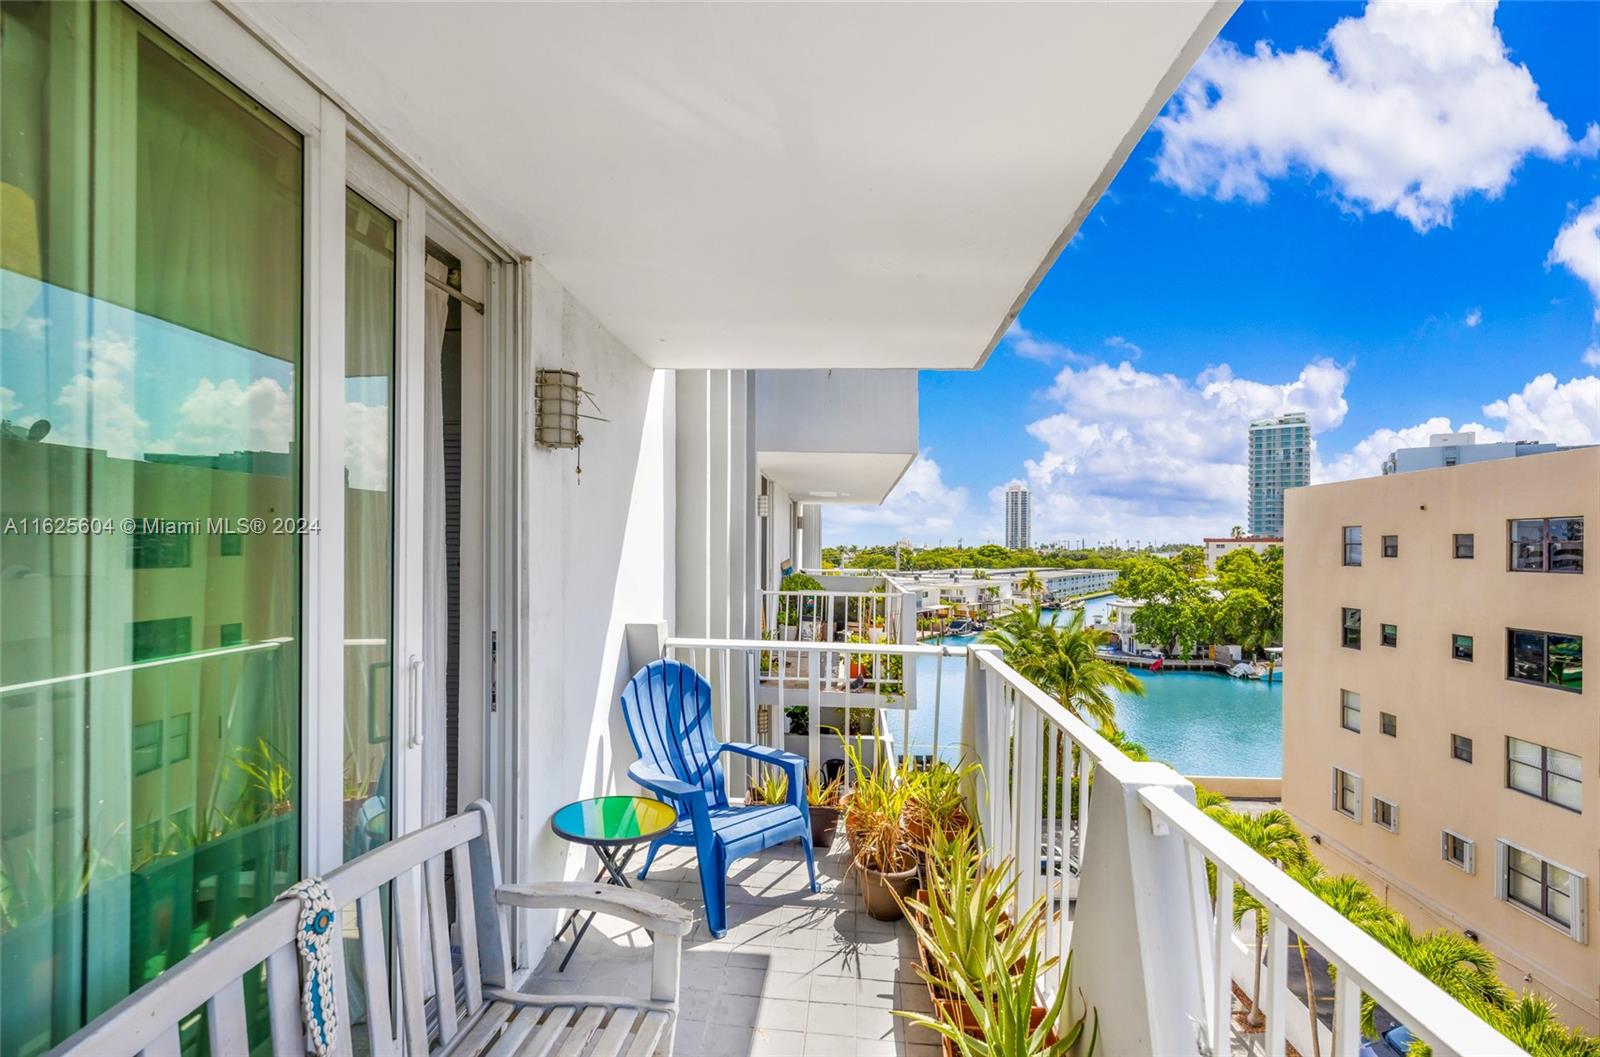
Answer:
[1382,431,1592,475]
[1204,535,1283,569]
[1284,447,1598,1031]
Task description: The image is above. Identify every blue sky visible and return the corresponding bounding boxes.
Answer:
[830,0,1600,547]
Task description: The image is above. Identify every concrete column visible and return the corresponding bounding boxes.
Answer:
[1069,761,1210,1056]
[799,503,823,570]
[673,369,757,755]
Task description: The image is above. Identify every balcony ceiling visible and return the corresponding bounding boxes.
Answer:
[233,2,1234,370]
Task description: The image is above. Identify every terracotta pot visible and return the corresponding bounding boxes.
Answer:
[856,849,919,921]
[809,805,841,848]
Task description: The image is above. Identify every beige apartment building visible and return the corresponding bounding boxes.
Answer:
[1283,447,1598,1031]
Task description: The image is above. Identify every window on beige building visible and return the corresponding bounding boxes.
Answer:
[1341,608,1362,649]
[1497,841,1586,941]
[1381,535,1398,558]
[1343,526,1363,566]
[1509,517,1584,574]
[1332,768,1361,820]
[1441,831,1475,873]
[1381,623,1398,647]
[1453,533,1474,558]
[1380,712,1396,737]
[1508,629,1583,692]
[1451,734,1473,763]
[1372,797,1398,831]
[1340,690,1361,732]
[1507,738,1582,812]
[1452,634,1474,661]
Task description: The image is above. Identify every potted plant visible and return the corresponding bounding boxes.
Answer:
[904,843,1042,1016]
[901,940,1096,1057]
[779,572,824,641]
[903,760,978,849]
[805,769,844,848]
[842,739,917,921]
[744,766,789,806]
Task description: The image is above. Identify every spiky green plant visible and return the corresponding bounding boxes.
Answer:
[904,759,979,847]
[747,767,790,806]
[902,851,1046,999]
[899,941,1097,1057]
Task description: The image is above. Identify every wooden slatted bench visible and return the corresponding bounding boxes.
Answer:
[48,799,693,1057]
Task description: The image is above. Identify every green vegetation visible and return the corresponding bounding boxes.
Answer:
[979,604,1143,732]
[821,541,1182,573]
[1115,545,1284,659]
[1197,794,1598,1055]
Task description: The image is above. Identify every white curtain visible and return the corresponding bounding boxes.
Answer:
[421,259,450,824]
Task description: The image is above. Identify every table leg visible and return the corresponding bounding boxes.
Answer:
[558,844,640,972]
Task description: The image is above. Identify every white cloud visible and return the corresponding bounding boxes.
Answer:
[1549,197,1600,320]
[51,333,150,459]
[827,451,971,542]
[1481,373,1600,444]
[1016,357,1351,543]
[16,316,49,340]
[151,377,295,458]
[1003,321,1079,364]
[0,387,16,419]
[1583,345,1600,368]
[345,400,390,492]
[1155,2,1598,231]
[1104,335,1144,359]
[1464,307,1482,328]
[1319,373,1600,481]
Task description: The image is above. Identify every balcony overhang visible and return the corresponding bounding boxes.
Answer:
[231,2,1236,371]
[756,370,916,505]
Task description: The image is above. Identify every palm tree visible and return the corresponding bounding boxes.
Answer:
[1389,928,1511,1030]
[1491,994,1600,1057]
[1016,569,1046,604]
[1025,610,1143,731]
[1297,869,1406,1054]
[1213,809,1308,1027]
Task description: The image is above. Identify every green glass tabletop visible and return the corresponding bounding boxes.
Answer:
[550,796,678,846]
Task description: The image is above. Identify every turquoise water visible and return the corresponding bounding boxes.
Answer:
[903,624,1283,777]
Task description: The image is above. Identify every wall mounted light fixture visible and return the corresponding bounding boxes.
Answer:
[535,368,607,479]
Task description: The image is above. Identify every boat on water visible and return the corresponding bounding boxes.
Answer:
[1228,661,1267,679]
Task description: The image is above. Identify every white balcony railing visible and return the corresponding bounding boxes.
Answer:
[642,632,1524,1057]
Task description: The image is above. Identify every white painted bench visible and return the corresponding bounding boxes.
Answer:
[48,799,692,1057]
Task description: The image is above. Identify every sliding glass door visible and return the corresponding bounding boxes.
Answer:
[1,2,302,1050]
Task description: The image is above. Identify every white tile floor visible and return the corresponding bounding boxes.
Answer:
[524,838,941,1057]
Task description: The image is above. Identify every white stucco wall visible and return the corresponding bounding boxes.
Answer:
[519,258,673,958]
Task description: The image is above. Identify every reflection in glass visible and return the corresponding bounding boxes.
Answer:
[343,190,395,860]
[1,2,301,1052]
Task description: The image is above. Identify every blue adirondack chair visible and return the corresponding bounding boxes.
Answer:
[620,659,818,937]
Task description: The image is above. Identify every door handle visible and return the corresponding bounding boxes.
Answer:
[409,655,425,748]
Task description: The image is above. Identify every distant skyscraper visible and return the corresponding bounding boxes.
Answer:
[1248,412,1310,536]
[1005,483,1032,550]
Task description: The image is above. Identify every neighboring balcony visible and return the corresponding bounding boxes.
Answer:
[755,370,918,509]
[755,575,922,772]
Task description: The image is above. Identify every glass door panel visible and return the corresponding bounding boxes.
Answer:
[1,2,302,1052]
[342,189,395,859]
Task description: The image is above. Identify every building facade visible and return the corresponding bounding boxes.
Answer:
[1204,535,1283,569]
[1005,483,1032,550]
[1248,412,1310,536]
[1283,448,1598,1030]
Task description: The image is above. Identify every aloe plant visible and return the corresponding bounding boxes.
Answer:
[903,849,1047,997]
[746,766,790,805]
[900,940,1097,1057]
